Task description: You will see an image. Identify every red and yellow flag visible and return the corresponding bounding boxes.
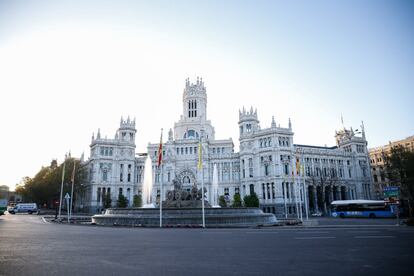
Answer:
[157,129,163,167]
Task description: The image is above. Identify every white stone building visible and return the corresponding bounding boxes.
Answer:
[81,77,373,217]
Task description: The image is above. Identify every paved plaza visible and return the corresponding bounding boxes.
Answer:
[1,214,413,276]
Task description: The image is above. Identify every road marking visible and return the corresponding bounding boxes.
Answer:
[295,231,329,234]
[354,235,396,239]
[245,231,279,234]
[200,231,232,234]
[41,217,51,224]
[295,236,335,240]
[348,230,380,233]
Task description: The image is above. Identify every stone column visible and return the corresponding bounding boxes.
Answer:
[335,186,341,200]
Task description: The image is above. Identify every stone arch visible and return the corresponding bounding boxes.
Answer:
[176,169,197,190]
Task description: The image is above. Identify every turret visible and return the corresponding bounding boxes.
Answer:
[271,116,276,128]
[117,116,137,144]
[168,128,173,141]
[238,106,260,135]
[182,77,207,121]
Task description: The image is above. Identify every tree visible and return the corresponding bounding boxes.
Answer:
[243,192,259,207]
[133,194,142,207]
[310,170,339,216]
[384,145,414,217]
[219,195,227,207]
[14,158,82,209]
[232,193,242,207]
[117,194,128,208]
[103,193,112,208]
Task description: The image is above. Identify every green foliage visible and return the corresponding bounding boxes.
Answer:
[384,145,414,217]
[243,192,259,207]
[14,158,82,208]
[219,195,227,207]
[133,194,142,207]
[103,193,112,208]
[117,194,128,208]
[232,193,242,207]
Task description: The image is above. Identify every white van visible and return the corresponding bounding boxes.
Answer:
[9,203,38,214]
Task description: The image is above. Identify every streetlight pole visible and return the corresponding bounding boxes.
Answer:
[58,154,67,220]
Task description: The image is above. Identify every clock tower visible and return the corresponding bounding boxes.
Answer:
[173,77,215,140]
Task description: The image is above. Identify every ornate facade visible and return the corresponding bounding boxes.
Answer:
[81,77,373,217]
[369,135,414,199]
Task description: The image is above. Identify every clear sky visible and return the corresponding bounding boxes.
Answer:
[0,0,413,190]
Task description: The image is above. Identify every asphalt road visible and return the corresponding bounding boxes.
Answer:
[0,214,413,276]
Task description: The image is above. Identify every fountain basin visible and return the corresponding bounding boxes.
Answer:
[92,207,277,228]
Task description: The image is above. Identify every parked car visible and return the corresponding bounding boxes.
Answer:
[8,203,38,214]
[0,199,7,215]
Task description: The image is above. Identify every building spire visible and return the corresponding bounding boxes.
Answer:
[361,120,366,139]
[271,116,276,128]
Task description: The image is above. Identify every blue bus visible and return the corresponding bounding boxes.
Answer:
[331,200,396,218]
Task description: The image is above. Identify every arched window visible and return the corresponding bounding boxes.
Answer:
[183,176,191,184]
[249,184,255,195]
[184,129,199,139]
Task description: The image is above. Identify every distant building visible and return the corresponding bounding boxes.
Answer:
[81,78,374,216]
[369,135,414,199]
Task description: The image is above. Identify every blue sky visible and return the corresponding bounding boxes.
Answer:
[0,0,413,190]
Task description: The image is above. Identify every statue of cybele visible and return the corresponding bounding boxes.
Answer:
[164,177,211,208]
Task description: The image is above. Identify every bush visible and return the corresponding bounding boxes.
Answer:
[243,192,259,207]
[117,194,128,208]
[219,195,227,207]
[232,193,242,207]
[133,194,142,207]
[103,193,112,208]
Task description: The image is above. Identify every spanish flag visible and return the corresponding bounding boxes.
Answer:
[157,129,163,167]
[198,140,202,170]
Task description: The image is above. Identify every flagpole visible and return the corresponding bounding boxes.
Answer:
[303,172,309,220]
[158,128,163,228]
[159,165,162,228]
[301,160,309,221]
[58,154,67,220]
[298,175,303,221]
[293,164,299,219]
[69,159,76,220]
[283,176,287,219]
[199,135,205,228]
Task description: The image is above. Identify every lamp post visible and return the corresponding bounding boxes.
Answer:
[58,154,67,220]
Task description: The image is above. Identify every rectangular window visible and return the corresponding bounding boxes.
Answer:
[120,164,123,182]
[97,187,101,203]
[267,183,270,199]
[249,158,253,177]
[262,183,266,199]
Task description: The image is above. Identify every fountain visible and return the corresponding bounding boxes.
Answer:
[211,164,220,208]
[92,173,277,227]
[141,155,155,208]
